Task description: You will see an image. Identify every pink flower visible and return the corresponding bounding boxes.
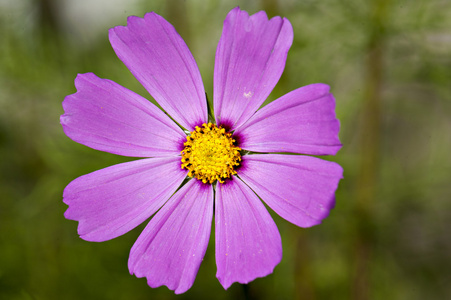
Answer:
[61,7,343,294]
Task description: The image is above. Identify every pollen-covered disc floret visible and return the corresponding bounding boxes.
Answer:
[181,123,241,184]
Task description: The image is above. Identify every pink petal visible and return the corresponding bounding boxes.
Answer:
[61,73,186,157]
[235,83,342,155]
[128,179,213,294]
[215,178,282,289]
[213,7,293,130]
[239,154,343,228]
[109,12,207,131]
[63,156,187,242]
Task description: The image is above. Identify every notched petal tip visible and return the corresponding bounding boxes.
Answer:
[127,13,145,24]
[109,13,150,32]
[325,92,343,155]
[217,262,279,290]
[280,16,294,45]
[59,114,70,127]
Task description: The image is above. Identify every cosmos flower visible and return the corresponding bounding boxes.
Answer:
[61,7,343,294]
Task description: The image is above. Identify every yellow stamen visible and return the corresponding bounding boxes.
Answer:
[181,123,241,184]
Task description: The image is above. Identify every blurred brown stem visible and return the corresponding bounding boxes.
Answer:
[36,0,60,38]
[166,0,190,43]
[352,0,389,299]
[294,231,316,300]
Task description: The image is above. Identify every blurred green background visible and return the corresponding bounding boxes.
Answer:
[1,0,450,299]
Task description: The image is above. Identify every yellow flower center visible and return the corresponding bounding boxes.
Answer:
[181,123,241,184]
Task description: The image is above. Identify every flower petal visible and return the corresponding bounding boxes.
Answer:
[215,178,282,289]
[61,73,186,157]
[239,154,343,228]
[109,12,207,131]
[235,84,342,155]
[63,156,187,242]
[213,7,293,130]
[129,179,213,294]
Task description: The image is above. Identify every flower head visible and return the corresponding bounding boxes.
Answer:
[61,7,343,294]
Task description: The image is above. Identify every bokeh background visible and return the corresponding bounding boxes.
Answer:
[1,0,450,299]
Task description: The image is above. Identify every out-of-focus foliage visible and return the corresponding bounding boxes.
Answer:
[1,0,450,299]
